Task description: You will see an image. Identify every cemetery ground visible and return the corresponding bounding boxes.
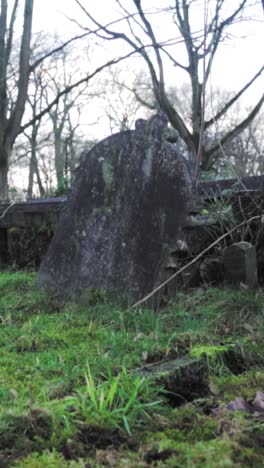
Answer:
[0,273,264,467]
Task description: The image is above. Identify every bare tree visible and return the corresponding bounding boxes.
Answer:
[0,1,134,199]
[100,67,144,133]
[220,107,264,177]
[25,61,49,198]
[13,47,97,196]
[43,44,95,191]
[74,0,264,170]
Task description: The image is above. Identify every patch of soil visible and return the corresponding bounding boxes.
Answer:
[144,349,179,364]
[77,424,126,449]
[62,423,134,460]
[0,408,54,467]
[144,447,178,463]
[223,349,258,375]
[223,349,255,375]
[144,334,193,365]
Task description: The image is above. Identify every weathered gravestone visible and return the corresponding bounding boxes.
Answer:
[38,114,195,303]
[224,241,258,288]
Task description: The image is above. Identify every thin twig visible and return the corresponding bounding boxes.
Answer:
[131,213,262,309]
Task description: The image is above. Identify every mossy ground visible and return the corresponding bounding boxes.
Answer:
[0,273,264,467]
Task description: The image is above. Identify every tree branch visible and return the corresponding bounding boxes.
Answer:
[29,32,91,72]
[205,0,247,83]
[160,46,189,71]
[75,0,193,143]
[6,0,19,66]
[133,0,164,87]
[20,50,138,133]
[205,93,264,165]
[7,0,33,144]
[0,0,7,121]
[205,65,264,129]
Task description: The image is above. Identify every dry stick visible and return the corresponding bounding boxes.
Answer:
[0,200,16,219]
[132,214,262,309]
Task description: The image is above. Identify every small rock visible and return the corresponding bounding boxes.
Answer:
[224,241,258,288]
[138,356,209,405]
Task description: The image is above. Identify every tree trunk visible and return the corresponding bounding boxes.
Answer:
[28,151,45,198]
[0,145,10,200]
[54,133,65,190]
[0,0,34,199]
[27,151,34,198]
[68,136,77,183]
[35,158,45,197]
[0,165,8,200]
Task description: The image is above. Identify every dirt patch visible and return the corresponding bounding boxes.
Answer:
[61,423,132,459]
[144,447,178,463]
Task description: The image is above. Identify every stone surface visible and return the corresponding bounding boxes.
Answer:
[138,356,209,404]
[224,241,258,288]
[38,114,194,303]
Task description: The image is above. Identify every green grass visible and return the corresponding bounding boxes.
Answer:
[0,272,264,466]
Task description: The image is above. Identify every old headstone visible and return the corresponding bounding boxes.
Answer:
[224,241,258,288]
[38,114,195,303]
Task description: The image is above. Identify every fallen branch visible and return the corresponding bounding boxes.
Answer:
[0,200,16,219]
[132,214,262,309]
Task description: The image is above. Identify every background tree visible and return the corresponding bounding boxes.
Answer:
[25,62,47,198]
[102,69,264,178]
[43,44,92,192]
[100,66,144,133]
[0,0,33,199]
[75,0,264,171]
[10,34,101,198]
[216,107,264,177]
[0,1,131,199]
